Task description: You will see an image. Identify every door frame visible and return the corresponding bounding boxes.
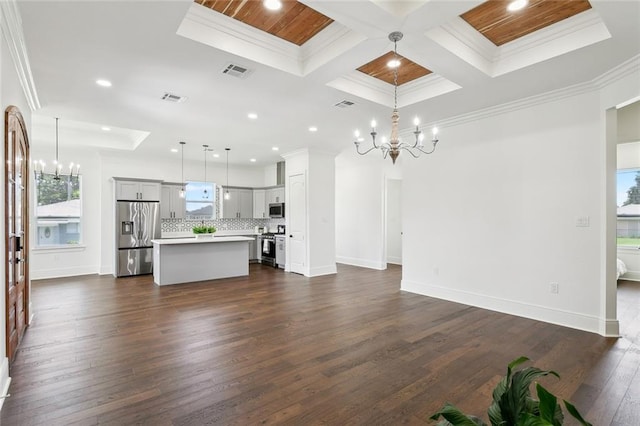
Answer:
[5,105,31,364]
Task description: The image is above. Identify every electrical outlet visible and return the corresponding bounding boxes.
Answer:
[550,282,559,294]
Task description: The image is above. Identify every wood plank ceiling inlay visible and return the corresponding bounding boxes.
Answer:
[357,51,432,86]
[461,0,592,46]
[195,0,334,46]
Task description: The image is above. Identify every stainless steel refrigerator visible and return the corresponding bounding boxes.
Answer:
[115,201,160,277]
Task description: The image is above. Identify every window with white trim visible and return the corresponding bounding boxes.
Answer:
[616,168,640,247]
[35,174,82,246]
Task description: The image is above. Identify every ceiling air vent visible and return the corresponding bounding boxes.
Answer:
[222,63,252,79]
[334,100,355,108]
[161,93,187,103]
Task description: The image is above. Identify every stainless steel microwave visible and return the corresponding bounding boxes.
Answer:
[269,203,285,218]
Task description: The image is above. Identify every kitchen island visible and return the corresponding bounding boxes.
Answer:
[151,236,254,285]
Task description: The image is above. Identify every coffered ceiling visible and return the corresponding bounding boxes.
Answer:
[461,0,593,46]
[17,0,640,165]
[194,0,333,46]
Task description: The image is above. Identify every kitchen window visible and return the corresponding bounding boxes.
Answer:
[35,173,82,246]
[185,181,216,220]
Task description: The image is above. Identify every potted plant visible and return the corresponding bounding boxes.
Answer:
[192,225,216,239]
[430,356,592,426]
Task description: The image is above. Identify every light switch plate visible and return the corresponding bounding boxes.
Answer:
[575,216,590,227]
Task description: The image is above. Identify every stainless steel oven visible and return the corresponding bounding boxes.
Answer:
[259,234,277,267]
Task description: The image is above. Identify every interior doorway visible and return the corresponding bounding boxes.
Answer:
[4,106,31,364]
[385,178,402,266]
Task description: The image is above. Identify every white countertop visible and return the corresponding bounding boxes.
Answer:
[152,236,254,245]
[161,230,265,239]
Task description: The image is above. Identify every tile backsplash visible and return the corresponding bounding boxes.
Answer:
[161,217,285,233]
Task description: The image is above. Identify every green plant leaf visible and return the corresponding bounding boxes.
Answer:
[508,356,531,372]
[430,403,488,426]
[536,384,562,426]
[520,413,555,426]
[563,400,593,426]
[501,367,559,425]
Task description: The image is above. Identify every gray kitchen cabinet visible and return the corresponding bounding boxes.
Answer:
[114,179,161,201]
[223,188,253,219]
[160,184,185,219]
[266,186,285,204]
[253,189,266,218]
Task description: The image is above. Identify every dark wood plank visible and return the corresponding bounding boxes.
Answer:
[2,266,639,425]
[198,0,333,46]
[357,51,432,86]
[461,0,592,46]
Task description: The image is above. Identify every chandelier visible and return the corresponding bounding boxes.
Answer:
[34,117,80,181]
[354,31,439,164]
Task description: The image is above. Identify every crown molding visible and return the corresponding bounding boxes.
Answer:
[592,54,640,89]
[436,54,640,130]
[177,2,363,77]
[427,9,611,78]
[327,70,461,108]
[0,0,41,111]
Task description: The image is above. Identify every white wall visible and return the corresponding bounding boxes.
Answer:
[386,178,402,265]
[307,150,336,276]
[402,90,606,333]
[283,148,337,277]
[335,149,401,269]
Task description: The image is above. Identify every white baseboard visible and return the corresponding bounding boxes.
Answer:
[336,256,386,270]
[99,265,113,276]
[30,265,98,280]
[387,256,402,265]
[401,279,603,335]
[0,357,11,411]
[307,264,337,277]
[599,318,620,337]
[620,271,640,282]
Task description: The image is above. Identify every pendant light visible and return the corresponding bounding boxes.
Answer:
[224,148,231,200]
[179,141,186,198]
[202,144,209,199]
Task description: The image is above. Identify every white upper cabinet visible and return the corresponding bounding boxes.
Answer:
[115,179,161,201]
[253,189,266,219]
[161,185,185,219]
[266,186,285,204]
[223,188,253,219]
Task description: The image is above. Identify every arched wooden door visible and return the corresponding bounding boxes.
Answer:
[5,106,30,364]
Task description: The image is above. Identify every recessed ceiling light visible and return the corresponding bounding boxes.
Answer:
[387,59,401,68]
[248,112,258,119]
[250,158,257,163]
[263,0,282,11]
[309,126,318,132]
[507,0,528,12]
[96,79,112,87]
[170,148,178,153]
[101,126,111,131]
[213,153,220,158]
[272,147,279,151]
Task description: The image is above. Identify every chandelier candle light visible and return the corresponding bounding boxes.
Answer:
[34,117,80,181]
[354,31,439,164]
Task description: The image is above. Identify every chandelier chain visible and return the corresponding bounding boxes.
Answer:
[393,41,398,110]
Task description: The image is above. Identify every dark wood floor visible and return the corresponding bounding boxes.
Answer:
[2,264,639,425]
